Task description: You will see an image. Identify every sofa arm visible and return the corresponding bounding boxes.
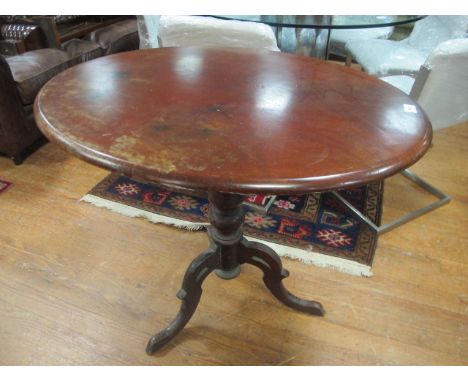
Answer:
[86,18,139,55]
[0,54,23,109]
[0,54,40,158]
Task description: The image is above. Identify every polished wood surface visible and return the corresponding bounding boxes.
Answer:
[34,47,432,194]
[0,123,466,365]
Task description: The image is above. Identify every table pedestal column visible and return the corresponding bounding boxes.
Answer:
[146,192,325,355]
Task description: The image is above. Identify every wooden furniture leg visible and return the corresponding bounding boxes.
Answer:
[146,192,324,355]
[240,239,325,315]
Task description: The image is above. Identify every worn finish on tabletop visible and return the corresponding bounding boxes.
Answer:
[34,47,432,194]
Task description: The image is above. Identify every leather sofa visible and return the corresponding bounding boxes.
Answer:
[0,18,139,164]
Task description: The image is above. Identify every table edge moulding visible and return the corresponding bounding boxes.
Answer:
[34,47,432,195]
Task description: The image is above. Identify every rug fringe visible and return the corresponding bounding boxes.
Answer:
[80,194,208,231]
[244,236,373,277]
[80,194,372,277]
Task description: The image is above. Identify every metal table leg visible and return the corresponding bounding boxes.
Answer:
[332,170,451,235]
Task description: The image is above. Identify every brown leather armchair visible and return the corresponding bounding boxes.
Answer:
[0,51,53,164]
[0,18,139,164]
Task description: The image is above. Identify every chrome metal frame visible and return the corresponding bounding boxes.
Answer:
[332,169,451,235]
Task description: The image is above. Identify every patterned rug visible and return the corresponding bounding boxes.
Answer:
[82,173,383,276]
[0,178,12,195]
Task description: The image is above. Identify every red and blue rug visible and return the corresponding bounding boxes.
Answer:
[82,173,383,276]
[0,178,12,195]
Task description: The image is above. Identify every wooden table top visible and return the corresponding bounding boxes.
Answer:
[34,47,432,194]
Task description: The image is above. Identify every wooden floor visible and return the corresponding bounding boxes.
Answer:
[0,123,467,365]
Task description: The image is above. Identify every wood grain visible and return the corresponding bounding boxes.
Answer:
[0,122,466,365]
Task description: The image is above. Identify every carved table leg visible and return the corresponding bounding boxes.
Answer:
[240,239,325,316]
[146,191,324,354]
[146,247,220,354]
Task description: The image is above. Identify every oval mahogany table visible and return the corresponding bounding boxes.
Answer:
[34,47,432,355]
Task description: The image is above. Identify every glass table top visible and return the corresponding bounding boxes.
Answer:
[208,15,425,29]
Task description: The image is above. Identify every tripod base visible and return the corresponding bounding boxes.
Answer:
[146,192,324,355]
